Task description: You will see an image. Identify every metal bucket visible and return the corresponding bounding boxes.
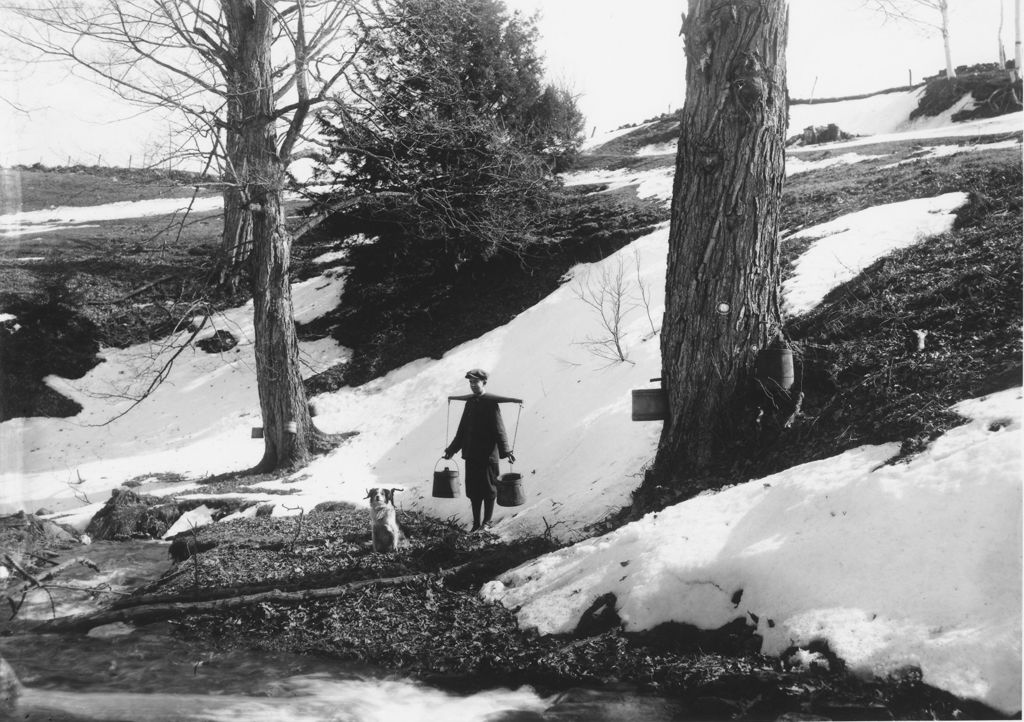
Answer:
[432,459,461,498]
[497,472,525,507]
[631,388,667,421]
[755,347,794,391]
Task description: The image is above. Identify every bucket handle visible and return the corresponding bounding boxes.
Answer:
[435,457,459,472]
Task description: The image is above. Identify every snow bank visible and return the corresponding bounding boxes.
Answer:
[783,192,968,316]
[0,195,224,238]
[786,152,888,176]
[482,387,1023,715]
[879,138,1023,168]
[0,271,350,514]
[561,166,674,203]
[787,89,986,139]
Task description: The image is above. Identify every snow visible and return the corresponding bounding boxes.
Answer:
[161,504,215,539]
[0,272,350,515]
[1,92,1020,713]
[786,151,888,177]
[312,249,348,265]
[782,192,969,316]
[482,387,1023,714]
[788,88,983,138]
[0,195,224,238]
[634,140,676,156]
[788,108,1024,153]
[879,138,1023,168]
[561,167,675,203]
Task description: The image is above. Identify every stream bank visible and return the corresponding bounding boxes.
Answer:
[1,507,1009,721]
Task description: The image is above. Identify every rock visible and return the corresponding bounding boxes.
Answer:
[85,489,180,540]
[311,501,356,514]
[0,656,22,719]
[787,123,855,146]
[196,329,238,353]
[575,592,621,637]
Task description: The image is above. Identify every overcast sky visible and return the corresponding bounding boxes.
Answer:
[0,0,1016,168]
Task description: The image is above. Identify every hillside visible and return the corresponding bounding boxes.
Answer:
[0,87,1021,719]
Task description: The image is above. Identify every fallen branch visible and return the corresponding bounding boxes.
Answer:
[5,555,103,620]
[83,274,177,305]
[33,562,471,634]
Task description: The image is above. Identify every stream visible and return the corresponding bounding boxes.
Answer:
[1,541,689,721]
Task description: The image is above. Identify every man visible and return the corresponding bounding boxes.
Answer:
[444,369,515,531]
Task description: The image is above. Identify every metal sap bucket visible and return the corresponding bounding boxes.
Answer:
[755,343,795,392]
[432,459,461,498]
[497,472,525,507]
[632,378,667,421]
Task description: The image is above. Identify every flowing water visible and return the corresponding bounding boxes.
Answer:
[1,541,689,721]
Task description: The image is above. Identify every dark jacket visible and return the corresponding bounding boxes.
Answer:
[445,394,510,462]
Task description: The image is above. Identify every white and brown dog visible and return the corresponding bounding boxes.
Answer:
[365,487,405,552]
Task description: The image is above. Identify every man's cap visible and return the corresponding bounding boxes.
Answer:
[465,368,488,381]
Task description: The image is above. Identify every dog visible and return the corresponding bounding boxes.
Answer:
[365,487,405,552]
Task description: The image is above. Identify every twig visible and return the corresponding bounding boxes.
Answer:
[83,275,176,306]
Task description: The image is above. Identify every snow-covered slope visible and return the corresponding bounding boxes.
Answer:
[1,91,1020,713]
[483,387,1023,714]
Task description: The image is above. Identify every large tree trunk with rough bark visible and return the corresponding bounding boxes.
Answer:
[224,0,325,471]
[654,0,789,480]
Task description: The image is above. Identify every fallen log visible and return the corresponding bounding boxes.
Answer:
[33,563,470,634]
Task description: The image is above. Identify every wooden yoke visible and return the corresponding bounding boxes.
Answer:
[447,392,524,404]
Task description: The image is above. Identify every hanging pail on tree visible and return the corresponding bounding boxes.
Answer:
[432,459,461,498]
[497,472,525,507]
[755,336,794,391]
[632,378,667,421]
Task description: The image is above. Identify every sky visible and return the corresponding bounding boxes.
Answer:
[508,0,1014,133]
[0,0,1016,167]
[1,94,1021,714]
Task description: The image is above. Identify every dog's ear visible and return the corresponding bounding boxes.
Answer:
[384,489,394,505]
[389,487,403,496]
[364,489,372,499]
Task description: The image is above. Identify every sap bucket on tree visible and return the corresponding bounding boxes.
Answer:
[497,469,525,507]
[432,459,461,498]
[755,335,795,392]
[632,377,668,421]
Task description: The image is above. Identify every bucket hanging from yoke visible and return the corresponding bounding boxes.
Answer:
[497,472,525,506]
[432,459,461,498]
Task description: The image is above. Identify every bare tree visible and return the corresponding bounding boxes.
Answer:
[573,258,636,364]
[866,0,956,79]
[5,1,364,471]
[655,0,789,478]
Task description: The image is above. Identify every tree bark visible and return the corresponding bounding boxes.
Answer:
[655,0,789,479]
[223,0,323,471]
[939,0,956,79]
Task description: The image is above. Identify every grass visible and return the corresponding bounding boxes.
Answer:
[4,165,219,212]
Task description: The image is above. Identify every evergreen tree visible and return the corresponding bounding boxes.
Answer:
[314,0,582,269]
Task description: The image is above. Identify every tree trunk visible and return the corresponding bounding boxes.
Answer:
[217,186,252,293]
[224,0,324,472]
[216,64,253,294]
[655,0,789,480]
[939,0,956,79]
[1015,0,1023,81]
